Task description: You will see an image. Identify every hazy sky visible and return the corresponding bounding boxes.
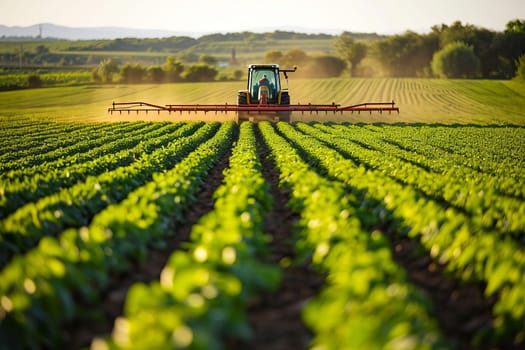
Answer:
[1,0,524,34]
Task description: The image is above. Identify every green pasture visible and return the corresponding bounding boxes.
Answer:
[0,78,524,124]
[0,37,335,65]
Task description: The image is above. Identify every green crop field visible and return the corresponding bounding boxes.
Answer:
[0,79,524,349]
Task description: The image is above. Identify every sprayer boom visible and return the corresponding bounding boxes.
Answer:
[108,101,399,114]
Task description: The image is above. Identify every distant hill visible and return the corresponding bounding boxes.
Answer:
[0,23,200,40]
[0,23,386,41]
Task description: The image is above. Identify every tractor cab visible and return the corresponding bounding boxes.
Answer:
[238,64,295,105]
[249,66,279,104]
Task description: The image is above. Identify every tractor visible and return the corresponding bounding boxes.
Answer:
[237,64,295,105]
[108,64,399,122]
[236,64,295,122]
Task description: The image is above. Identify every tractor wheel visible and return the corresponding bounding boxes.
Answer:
[279,91,291,122]
[238,92,248,105]
[280,91,290,105]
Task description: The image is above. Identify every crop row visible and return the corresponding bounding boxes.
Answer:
[260,122,449,349]
[96,122,280,349]
[0,122,234,349]
[277,122,525,344]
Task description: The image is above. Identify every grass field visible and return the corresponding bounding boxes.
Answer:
[0,78,524,124]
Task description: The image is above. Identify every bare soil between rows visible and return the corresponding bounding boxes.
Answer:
[235,127,325,350]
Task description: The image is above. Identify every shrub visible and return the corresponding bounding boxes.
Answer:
[431,41,481,78]
[119,64,146,84]
[303,55,347,78]
[182,64,218,82]
[27,74,42,88]
[147,66,165,83]
[92,59,119,83]
[515,54,525,81]
[163,56,184,82]
[335,34,368,76]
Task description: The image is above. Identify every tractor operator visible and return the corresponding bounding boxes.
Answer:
[259,74,270,85]
[257,74,274,100]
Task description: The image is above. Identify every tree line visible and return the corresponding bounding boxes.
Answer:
[262,19,525,80]
[365,20,525,79]
[68,19,525,80]
[92,50,351,84]
[2,20,524,84]
[91,56,226,83]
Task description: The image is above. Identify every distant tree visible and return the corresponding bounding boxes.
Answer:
[163,56,184,82]
[119,64,146,83]
[269,31,295,40]
[199,54,218,66]
[506,19,525,33]
[431,42,481,78]
[264,50,283,64]
[432,21,497,77]
[147,66,165,83]
[281,49,308,68]
[496,20,525,78]
[335,33,367,76]
[92,58,119,83]
[178,52,198,63]
[182,64,218,82]
[34,45,49,55]
[434,21,477,47]
[375,31,438,77]
[233,69,243,80]
[27,74,42,88]
[304,55,346,78]
[515,54,525,81]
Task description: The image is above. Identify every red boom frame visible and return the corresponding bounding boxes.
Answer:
[108,101,400,115]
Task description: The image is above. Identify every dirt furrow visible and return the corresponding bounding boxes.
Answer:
[240,125,325,350]
[386,231,524,350]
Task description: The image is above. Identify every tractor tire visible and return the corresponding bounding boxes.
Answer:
[279,91,291,122]
[238,92,248,105]
[280,91,290,105]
